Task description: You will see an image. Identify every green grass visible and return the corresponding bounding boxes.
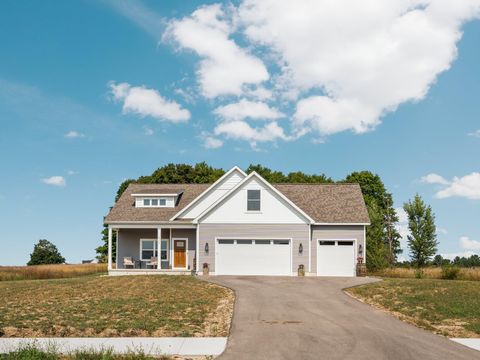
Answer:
[0,276,233,338]
[0,344,174,359]
[347,278,480,337]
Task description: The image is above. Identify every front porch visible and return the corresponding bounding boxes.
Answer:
[107,224,197,275]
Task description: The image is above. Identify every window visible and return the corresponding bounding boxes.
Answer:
[319,241,335,246]
[255,240,271,245]
[218,239,234,244]
[159,198,166,206]
[143,199,151,206]
[247,189,261,211]
[151,199,158,206]
[237,240,253,244]
[140,197,169,207]
[140,239,168,261]
[338,241,354,246]
[273,240,290,245]
[140,239,156,260]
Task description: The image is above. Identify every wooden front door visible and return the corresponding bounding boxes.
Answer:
[174,239,187,268]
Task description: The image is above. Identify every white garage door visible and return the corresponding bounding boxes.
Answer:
[216,239,291,276]
[317,240,355,277]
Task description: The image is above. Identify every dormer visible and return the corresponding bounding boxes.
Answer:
[131,189,183,208]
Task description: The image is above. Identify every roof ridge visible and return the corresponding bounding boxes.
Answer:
[272,183,360,186]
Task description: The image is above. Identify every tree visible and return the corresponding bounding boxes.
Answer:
[344,171,400,269]
[403,194,438,267]
[28,239,65,265]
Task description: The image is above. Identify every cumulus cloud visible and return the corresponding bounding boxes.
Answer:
[460,236,480,250]
[144,127,154,136]
[238,0,480,136]
[214,120,289,147]
[42,176,66,187]
[109,82,190,123]
[164,4,269,98]
[441,251,477,260]
[65,130,85,138]
[214,99,284,122]
[420,173,450,185]
[203,136,224,149]
[434,172,480,200]
[468,129,480,137]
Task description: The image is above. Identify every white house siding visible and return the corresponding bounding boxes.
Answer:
[171,228,196,271]
[198,224,310,274]
[178,170,245,219]
[201,178,307,224]
[311,225,365,274]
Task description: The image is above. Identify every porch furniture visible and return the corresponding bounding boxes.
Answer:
[123,257,134,268]
[146,256,158,269]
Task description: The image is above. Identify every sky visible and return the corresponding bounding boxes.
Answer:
[0,0,479,265]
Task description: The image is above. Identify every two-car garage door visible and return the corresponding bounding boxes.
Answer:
[216,239,291,276]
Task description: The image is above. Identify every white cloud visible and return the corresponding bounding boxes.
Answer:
[460,236,480,250]
[203,136,224,149]
[468,129,480,137]
[238,0,480,136]
[214,99,284,122]
[420,173,450,185]
[435,172,480,199]
[164,4,269,98]
[109,82,190,123]
[67,170,78,175]
[144,127,154,136]
[42,176,66,187]
[65,130,85,138]
[395,207,410,251]
[214,120,289,147]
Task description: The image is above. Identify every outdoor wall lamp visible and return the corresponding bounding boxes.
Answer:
[299,243,303,254]
[358,244,363,257]
[205,242,209,254]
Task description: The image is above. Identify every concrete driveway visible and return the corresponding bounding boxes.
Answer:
[208,276,479,360]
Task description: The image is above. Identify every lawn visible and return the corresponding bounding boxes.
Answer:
[0,276,233,338]
[346,278,480,338]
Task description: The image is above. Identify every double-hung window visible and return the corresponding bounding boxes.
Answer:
[140,239,169,261]
[247,190,261,211]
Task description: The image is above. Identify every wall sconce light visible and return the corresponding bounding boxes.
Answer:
[299,243,303,254]
[358,244,363,257]
[205,242,209,254]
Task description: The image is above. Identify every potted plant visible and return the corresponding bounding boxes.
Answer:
[298,264,305,276]
[203,263,209,276]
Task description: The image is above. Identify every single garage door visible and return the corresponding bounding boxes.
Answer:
[317,240,355,277]
[216,239,291,276]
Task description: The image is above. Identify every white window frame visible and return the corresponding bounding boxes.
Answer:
[247,189,261,212]
[160,239,169,261]
[140,197,169,208]
[139,238,157,261]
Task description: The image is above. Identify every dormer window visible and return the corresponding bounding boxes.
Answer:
[247,190,261,211]
[132,190,182,208]
[142,197,168,207]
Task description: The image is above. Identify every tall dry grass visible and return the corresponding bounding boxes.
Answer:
[372,267,480,281]
[0,263,107,281]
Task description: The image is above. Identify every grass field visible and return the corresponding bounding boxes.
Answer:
[0,275,233,338]
[370,267,480,281]
[347,278,480,338]
[0,264,107,281]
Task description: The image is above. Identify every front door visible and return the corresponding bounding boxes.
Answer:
[174,239,187,268]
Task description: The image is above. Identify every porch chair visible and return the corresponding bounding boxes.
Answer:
[146,256,158,269]
[123,257,135,269]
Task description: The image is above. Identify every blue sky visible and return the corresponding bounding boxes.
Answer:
[0,0,479,265]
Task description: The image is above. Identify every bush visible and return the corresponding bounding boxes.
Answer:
[441,265,460,280]
[414,268,425,279]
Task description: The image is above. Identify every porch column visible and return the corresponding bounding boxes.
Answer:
[107,226,113,271]
[157,227,162,270]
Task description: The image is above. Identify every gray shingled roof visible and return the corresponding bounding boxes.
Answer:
[105,182,370,224]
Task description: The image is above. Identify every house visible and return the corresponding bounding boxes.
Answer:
[104,166,370,277]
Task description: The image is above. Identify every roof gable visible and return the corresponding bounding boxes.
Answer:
[170,166,246,220]
[195,172,314,224]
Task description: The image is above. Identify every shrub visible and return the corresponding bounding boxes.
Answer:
[441,265,460,280]
[414,268,425,279]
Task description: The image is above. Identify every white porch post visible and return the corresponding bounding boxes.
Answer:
[157,227,162,270]
[107,226,113,271]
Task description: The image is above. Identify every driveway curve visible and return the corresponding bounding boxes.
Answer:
[208,276,478,360]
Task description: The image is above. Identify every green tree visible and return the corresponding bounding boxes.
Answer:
[28,239,65,265]
[246,164,287,183]
[344,171,400,269]
[403,194,438,267]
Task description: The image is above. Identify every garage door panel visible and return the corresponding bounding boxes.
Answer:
[216,239,291,276]
[317,240,355,277]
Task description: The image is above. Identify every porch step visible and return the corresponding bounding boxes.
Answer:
[108,269,194,276]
